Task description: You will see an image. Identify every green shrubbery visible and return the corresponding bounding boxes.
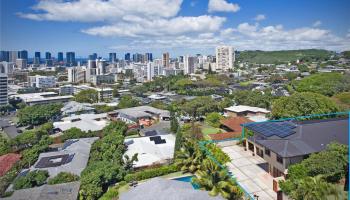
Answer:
[17,103,62,126]
[60,128,98,142]
[280,143,348,199]
[13,170,49,190]
[48,172,79,185]
[124,165,179,182]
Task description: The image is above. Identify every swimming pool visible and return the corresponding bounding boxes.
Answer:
[172,176,200,189]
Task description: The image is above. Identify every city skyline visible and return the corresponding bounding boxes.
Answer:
[1,0,350,57]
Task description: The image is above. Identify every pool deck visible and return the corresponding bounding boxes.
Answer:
[221,145,277,200]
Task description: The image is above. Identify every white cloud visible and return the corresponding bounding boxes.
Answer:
[254,14,266,21]
[82,15,226,37]
[313,20,322,27]
[208,0,240,13]
[18,0,183,22]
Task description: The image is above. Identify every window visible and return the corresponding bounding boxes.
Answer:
[265,148,271,156]
[277,155,283,164]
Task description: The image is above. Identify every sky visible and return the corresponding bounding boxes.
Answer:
[1,0,350,58]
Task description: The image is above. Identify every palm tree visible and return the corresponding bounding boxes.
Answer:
[291,176,345,200]
[192,159,243,200]
[175,138,204,173]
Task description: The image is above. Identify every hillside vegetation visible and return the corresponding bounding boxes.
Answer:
[237,49,334,64]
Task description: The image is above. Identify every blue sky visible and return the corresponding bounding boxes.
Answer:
[1,0,350,58]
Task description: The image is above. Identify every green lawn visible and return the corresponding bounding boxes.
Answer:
[202,127,221,135]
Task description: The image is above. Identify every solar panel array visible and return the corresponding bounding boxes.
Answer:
[246,121,297,138]
[149,136,166,144]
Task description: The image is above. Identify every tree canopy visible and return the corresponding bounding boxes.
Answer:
[13,170,49,190]
[117,95,140,109]
[271,92,340,119]
[292,73,350,96]
[74,89,99,103]
[17,104,62,126]
[48,172,79,185]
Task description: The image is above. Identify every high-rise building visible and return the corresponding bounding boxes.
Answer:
[57,52,64,62]
[66,52,76,66]
[45,52,51,59]
[125,53,131,61]
[9,51,18,63]
[28,75,56,88]
[145,53,153,62]
[215,46,235,71]
[132,53,143,63]
[96,59,107,75]
[34,52,41,64]
[45,52,53,66]
[89,53,98,60]
[68,66,86,83]
[16,58,27,69]
[162,52,170,68]
[18,50,28,60]
[109,53,117,63]
[184,55,195,75]
[0,63,8,106]
[146,62,154,81]
[0,51,9,62]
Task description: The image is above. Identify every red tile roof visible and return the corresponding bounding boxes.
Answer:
[208,117,252,141]
[0,153,21,176]
[220,117,252,132]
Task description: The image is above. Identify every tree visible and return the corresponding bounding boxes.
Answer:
[288,176,345,200]
[292,73,350,96]
[231,90,275,109]
[17,103,62,126]
[74,89,99,103]
[47,172,79,185]
[192,159,243,199]
[271,92,340,119]
[13,170,49,190]
[0,135,11,156]
[175,138,204,173]
[205,112,224,128]
[117,95,140,109]
[170,111,179,133]
[60,127,97,142]
[332,92,350,110]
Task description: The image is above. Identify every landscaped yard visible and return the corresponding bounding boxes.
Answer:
[202,127,221,135]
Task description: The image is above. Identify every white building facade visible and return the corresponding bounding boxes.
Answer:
[215,46,235,71]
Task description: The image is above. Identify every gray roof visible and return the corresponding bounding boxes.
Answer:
[116,106,170,120]
[1,181,80,200]
[30,137,98,177]
[249,118,349,157]
[119,178,224,200]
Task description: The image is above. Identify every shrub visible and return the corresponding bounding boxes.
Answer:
[124,164,179,182]
[47,172,79,185]
[13,170,49,190]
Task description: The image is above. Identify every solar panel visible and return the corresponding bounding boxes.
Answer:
[246,121,296,138]
[149,136,160,141]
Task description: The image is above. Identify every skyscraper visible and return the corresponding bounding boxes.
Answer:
[215,46,235,71]
[18,50,28,60]
[184,55,195,75]
[0,51,9,62]
[9,51,18,63]
[109,53,117,63]
[162,52,169,68]
[45,52,51,59]
[57,52,64,62]
[0,63,8,106]
[16,59,27,69]
[89,53,97,60]
[125,53,131,61]
[145,53,153,62]
[34,52,41,64]
[66,52,76,66]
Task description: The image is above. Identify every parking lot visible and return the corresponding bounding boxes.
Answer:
[221,144,277,200]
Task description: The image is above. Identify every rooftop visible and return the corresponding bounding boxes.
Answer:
[53,113,109,132]
[124,134,175,168]
[115,106,170,120]
[0,153,21,177]
[2,181,80,200]
[119,177,223,200]
[30,137,98,177]
[224,105,270,114]
[246,117,349,157]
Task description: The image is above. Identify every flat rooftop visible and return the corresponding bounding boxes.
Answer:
[53,113,109,132]
[124,134,175,168]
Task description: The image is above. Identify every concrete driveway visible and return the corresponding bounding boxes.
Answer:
[221,144,277,200]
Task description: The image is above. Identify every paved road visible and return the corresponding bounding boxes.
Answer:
[0,115,21,138]
[221,145,277,200]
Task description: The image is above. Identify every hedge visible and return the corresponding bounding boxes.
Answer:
[124,164,179,182]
